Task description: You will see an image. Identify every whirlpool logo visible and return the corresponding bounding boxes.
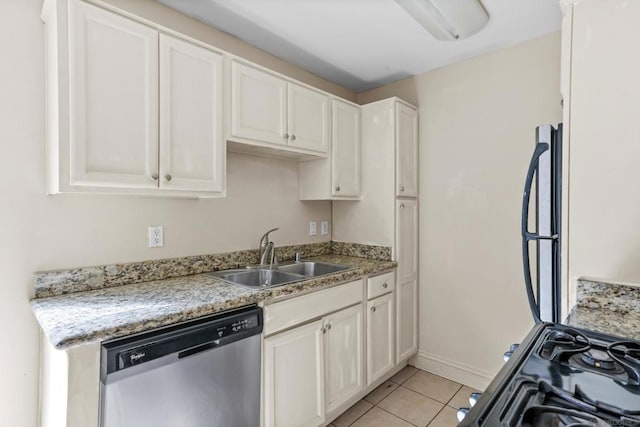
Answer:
[130,352,146,362]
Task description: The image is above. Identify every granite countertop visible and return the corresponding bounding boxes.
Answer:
[31,253,396,350]
[566,279,640,341]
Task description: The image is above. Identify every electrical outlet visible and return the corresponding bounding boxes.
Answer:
[309,221,317,236]
[321,221,329,235]
[148,226,164,248]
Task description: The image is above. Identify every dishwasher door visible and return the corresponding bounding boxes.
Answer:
[100,306,262,427]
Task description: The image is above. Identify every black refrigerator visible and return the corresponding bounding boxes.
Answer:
[521,124,562,324]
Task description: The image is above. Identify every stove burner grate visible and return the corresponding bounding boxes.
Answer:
[607,341,640,385]
[540,328,591,362]
[580,349,617,371]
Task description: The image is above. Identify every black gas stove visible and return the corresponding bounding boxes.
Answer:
[459,323,640,427]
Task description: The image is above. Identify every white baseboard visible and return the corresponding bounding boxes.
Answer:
[410,351,495,391]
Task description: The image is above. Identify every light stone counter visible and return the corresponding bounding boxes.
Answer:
[566,279,640,341]
[32,248,395,350]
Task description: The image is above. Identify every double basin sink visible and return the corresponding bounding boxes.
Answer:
[209,261,349,289]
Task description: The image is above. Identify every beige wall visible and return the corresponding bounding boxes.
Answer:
[0,1,344,425]
[566,0,640,287]
[358,33,562,388]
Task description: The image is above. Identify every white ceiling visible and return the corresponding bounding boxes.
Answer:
[156,0,562,93]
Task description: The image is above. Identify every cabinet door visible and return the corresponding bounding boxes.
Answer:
[367,293,395,386]
[69,1,158,188]
[287,82,330,153]
[159,35,224,192]
[397,279,418,363]
[332,100,361,197]
[325,305,364,414]
[396,103,418,197]
[231,62,287,146]
[396,199,418,284]
[264,320,325,427]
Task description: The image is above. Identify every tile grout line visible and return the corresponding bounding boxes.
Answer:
[374,404,421,427]
[345,401,374,427]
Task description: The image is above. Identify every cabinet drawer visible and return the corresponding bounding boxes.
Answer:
[264,280,363,336]
[367,271,395,300]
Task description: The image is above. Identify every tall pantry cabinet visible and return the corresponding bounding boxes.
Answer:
[333,97,419,367]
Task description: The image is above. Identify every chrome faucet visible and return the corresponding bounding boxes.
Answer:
[259,228,279,266]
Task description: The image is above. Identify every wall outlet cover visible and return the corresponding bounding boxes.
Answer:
[309,221,317,236]
[148,225,164,248]
[321,221,329,235]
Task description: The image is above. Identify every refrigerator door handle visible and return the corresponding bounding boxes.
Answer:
[521,142,549,323]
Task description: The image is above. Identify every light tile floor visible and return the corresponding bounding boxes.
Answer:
[330,367,480,427]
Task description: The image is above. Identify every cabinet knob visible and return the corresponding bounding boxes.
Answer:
[335,186,341,192]
[401,185,405,192]
[165,174,172,182]
[326,323,332,330]
[371,307,376,312]
[321,327,326,334]
[284,133,289,139]
[382,283,388,288]
[151,173,159,180]
[290,134,296,141]
[400,203,405,209]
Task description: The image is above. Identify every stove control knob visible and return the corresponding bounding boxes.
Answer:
[509,343,520,352]
[503,351,513,362]
[469,393,482,408]
[457,408,470,422]
[469,392,482,407]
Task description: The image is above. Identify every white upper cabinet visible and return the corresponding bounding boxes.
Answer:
[396,102,419,197]
[69,1,159,189]
[159,34,224,192]
[287,82,330,153]
[230,61,288,146]
[230,61,330,156]
[44,0,226,197]
[332,99,361,197]
[299,98,360,200]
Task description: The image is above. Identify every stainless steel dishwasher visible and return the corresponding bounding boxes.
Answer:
[99,305,262,427]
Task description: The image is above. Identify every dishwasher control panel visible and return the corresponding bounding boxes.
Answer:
[100,306,263,379]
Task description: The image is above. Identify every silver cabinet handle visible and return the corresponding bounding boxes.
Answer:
[335,186,341,192]
[400,203,405,208]
[290,134,296,141]
[284,133,289,139]
[326,323,331,330]
[382,283,388,288]
[151,173,159,180]
[321,327,326,334]
[371,307,376,312]
[165,174,172,182]
[400,185,405,192]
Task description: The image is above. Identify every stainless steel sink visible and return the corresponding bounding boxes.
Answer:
[277,261,349,277]
[208,261,350,289]
[210,269,303,288]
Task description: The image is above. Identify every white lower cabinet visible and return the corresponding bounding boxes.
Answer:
[396,279,418,363]
[263,281,364,427]
[264,319,326,427]
[366,292,395,386]
[325,305,364,414]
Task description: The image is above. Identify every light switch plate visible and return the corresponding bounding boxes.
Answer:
[321,221,329,235]
[309,221,317,236]
[148,226,164,247]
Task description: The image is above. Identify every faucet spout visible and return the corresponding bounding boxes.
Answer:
[259,228,279,266]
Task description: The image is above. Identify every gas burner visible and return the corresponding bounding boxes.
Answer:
[521,406,613,427]
[580,349,617,371]
[607,341,640,385]
[540,328,591,362]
